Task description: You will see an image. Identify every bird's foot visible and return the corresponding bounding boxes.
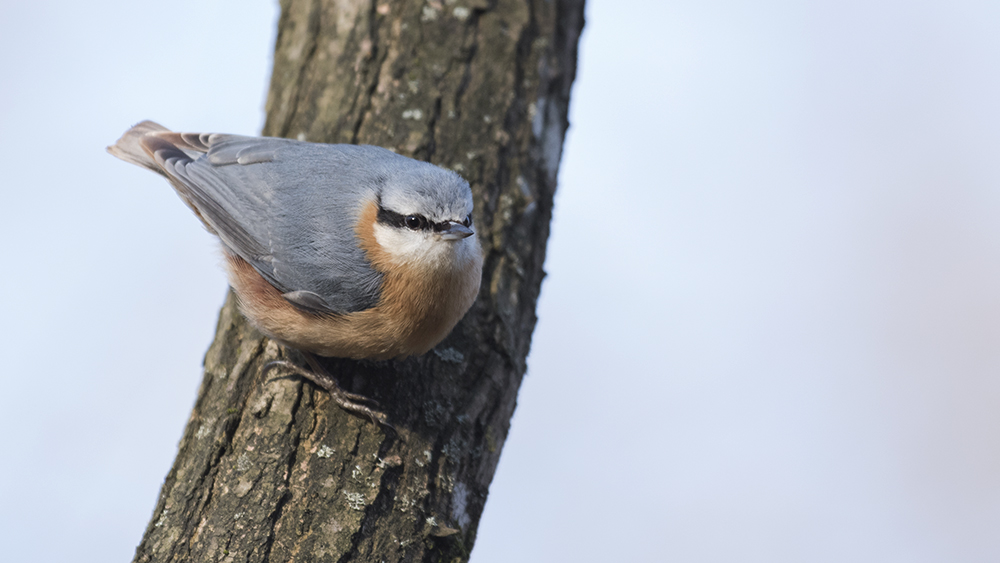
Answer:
[263,355,392,430]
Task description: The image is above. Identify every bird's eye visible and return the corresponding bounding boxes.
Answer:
[462,214,473,227]
[405,215,425,230]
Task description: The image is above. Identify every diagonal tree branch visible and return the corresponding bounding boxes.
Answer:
[132,1,584,561]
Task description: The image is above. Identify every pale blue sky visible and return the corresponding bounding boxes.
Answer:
[2,1,999,562]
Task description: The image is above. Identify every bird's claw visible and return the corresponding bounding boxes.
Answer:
[263,358,393,430]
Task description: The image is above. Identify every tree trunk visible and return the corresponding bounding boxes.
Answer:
[132,1,584,561]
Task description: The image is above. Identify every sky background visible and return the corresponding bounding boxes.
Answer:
[2,1,1000,561]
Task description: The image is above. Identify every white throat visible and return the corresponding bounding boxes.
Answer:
[373,223,478,270]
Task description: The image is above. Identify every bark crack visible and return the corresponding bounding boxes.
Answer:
[335,461,405,563]
[168,342,266,562]
[421,95,443,162]
[260,378,304,561]
[279,0,323,138]
[451,0,493,118]
[350,1,387,145]
[261,490,294,561]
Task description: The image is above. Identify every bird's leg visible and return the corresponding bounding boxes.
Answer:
[264,351,389,427]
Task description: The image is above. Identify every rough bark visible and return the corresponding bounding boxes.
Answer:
[132,1,584,561]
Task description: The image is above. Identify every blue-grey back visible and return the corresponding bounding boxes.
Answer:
[167,136,404,314]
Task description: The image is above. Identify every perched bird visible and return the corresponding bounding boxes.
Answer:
[108,121,483,421]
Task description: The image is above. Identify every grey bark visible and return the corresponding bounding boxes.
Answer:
[132,0,584,561]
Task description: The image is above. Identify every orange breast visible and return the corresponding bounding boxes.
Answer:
[224,200,482,360]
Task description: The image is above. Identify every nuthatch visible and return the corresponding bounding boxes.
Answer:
[108,121,483,421]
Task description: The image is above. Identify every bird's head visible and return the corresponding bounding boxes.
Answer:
[372,163,479,270]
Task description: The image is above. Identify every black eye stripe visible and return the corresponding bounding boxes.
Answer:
[376,206,471,232]
[378,207,412,228]
[377,207,433,231]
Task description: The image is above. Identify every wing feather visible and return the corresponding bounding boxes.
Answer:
[109,123,384,314]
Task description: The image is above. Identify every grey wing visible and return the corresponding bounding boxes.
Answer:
[141,132,276,264]
[110,123,383,314]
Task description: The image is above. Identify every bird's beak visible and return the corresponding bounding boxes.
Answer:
[437,222,475,241]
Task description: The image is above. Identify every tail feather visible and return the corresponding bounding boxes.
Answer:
[107,121,218,232]
[106,120,171,174]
